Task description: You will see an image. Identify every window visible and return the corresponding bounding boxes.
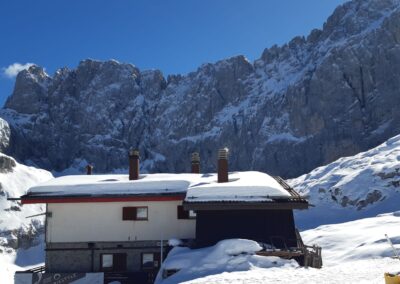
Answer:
[141,253,160,269]
[101,253,127,272]
[177,205,196,219]
[136,207,148,220]
[123,207,148,221]
[142,253,154,268]
[102,254,113,269]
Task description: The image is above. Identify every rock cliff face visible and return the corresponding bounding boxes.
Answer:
[0,118,10,153]
[2,0,400,177]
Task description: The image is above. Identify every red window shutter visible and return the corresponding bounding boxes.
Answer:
[177,205,189,219]
[123,207,137,220]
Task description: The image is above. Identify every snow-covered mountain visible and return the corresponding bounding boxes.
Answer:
[0,152,53,284]
[2,0,400,177]
[291,133,400,229]
[0,152,52,249]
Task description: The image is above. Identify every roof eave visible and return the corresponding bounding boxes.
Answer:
[20,192,186,204]
[182,200,309,211]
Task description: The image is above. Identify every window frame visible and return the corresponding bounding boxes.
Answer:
[100,253,127,272]
[177,205,196,219]
[141,252,160,270]
[122,206,148,221]
[100,254,114,272]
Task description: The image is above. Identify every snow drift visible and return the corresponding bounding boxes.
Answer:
[175,212,400,284]
[155,239,298,284]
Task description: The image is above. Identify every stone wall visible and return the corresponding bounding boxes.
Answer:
[46,241,169,273]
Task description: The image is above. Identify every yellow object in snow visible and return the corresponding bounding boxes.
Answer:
[385,273,400,284]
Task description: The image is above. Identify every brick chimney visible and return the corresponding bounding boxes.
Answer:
[129,149,140,180]
[218,148,229,183]
[191,152,200,174]
[86,164,93,175]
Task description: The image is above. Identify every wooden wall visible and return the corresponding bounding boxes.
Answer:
[195,209,298,248]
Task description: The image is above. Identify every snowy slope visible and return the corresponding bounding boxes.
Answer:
[168,212,400,284]
[0,153,53,234]
[0,153,53,284]
[290,134,400,229]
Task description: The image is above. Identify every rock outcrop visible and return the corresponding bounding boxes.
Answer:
[0,118,10,153]
[2,0,400,177]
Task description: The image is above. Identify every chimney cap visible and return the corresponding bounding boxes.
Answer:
[191,152,200,163]
[218,148,229,159]
[129,149,140,158]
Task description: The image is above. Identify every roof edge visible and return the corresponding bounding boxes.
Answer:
[21,193,186,204]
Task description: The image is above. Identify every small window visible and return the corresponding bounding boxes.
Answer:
[101,253,127,272]
[136,207,148,220]
[102,254,113,269]
[142,253,160,269]
[142,253,154,268]
[122,207,148,221]
[177,205,196,219]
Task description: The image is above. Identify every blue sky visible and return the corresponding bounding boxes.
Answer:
[0,0,346,106]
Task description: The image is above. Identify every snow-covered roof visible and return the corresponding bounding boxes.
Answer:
[185,171,291,202]
[27,173,196,197]
[24,171,295,202]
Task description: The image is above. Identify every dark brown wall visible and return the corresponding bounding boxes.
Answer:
[195,209,297,248]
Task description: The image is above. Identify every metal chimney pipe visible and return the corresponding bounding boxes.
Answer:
[129,149,140,180]
[86,164,93,175]
[191,152,200,174]
[218,148,229,183]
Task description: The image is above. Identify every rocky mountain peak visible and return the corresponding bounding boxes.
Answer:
[2,0,400,177]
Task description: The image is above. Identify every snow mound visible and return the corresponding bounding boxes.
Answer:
[290,134,400,229]
[177,212,400,283]
[156,239,298,283]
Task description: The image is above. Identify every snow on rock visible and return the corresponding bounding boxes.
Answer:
[156,239,298,284]
[290,134,400,229]
[0,153,53,233]
[0,235,45,284]
[0,118,10,152]
[0,154,52,283]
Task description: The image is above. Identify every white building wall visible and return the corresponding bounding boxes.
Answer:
[47,201,195,243]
